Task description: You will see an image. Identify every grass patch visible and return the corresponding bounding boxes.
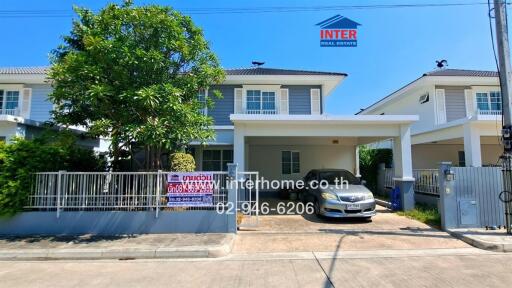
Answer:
[396,204,441,228]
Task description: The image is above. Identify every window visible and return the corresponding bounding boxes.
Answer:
[246,90,276,114]
[5,91,19,110]
[458,151,466,167]
[198,89,207,115]
[282,151,300,175]
[202,149,233,171]
[0,90,3,111]
[419,93,429,104]
[476,91,501,111]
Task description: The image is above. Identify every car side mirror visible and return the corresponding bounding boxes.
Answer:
[361,180,367,186]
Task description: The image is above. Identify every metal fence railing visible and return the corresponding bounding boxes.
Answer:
[383,168,439,196]
[384,168,394,189]
[26,171,230,217]
[413,169,439,196]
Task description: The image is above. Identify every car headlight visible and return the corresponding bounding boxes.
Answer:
[321,192,338,200]
[364,193,374,200]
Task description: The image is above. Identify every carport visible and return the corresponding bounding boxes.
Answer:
[230,114,418,210]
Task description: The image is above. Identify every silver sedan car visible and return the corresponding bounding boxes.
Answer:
[301,169,376,219]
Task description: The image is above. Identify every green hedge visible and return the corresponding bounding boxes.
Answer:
[359,146,393,193]
[0,131,105,216]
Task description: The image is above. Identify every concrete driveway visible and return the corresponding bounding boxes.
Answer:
[234,206,470,253]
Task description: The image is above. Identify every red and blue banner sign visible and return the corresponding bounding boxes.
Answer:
[167,172,214,207]
[316,15,361,47]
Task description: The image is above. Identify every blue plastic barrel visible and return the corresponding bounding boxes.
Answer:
[390,186,401,211]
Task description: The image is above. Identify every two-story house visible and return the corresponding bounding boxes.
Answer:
[359,69,503,169]
[0,67,107,151]
[190,67,417,188]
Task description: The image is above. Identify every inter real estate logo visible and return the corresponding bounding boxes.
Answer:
[316,15,361,47]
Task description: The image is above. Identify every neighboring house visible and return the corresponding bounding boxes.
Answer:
[192,67,417,186]
[0,67,107,151]
[359,69,503,169]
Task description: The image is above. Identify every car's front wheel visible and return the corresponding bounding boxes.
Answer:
[314,199,321,216]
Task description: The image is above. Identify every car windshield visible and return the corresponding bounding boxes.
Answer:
[318,170,360,185]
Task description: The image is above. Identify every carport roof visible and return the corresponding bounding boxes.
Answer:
[230,114,418,125]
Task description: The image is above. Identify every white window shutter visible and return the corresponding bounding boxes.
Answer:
[279,89,289,114]
[435,89,446,124]
[20,88,32,119]
[234,88,243,114]
[464,89,474,117]
[310,89,321,115]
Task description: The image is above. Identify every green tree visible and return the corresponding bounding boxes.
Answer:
[49,0,225,170]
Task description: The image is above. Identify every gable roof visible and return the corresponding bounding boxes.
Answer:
[357,68,499,115]
[225,67,347,76]
[0,67,48,74]
[316,15,361,29]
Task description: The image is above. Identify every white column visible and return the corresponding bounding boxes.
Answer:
[463,122,482,167]
[393,124,413,180]
[233,124,245,173]
[355,145,361,177]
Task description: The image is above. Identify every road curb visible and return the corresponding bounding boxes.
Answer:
[448,230,512,252]
[0,234,235,261]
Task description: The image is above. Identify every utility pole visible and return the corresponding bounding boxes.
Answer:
[494,0,512,234]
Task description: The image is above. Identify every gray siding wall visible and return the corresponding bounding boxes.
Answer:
[207,84,323,125]
[26,84,53,122]
[444,88,467,122]
[209,85,239,125]
[284,85,322,115]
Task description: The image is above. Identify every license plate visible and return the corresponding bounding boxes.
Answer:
[346,204,361,210]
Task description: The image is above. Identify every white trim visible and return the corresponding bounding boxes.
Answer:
[310,88,321,115]
[212,125,234,130]
[230,114,418,124]
[434,89,446,124]
[0,74,47,84]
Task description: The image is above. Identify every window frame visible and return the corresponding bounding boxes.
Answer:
[245,89,277,114]
[476,91,502,112]
[281,150,300,175]
[0,87,21,114]
[197,89,208,116]
[202,149,233,172]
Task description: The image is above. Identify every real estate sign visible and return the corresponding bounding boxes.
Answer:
[166,172,214,207]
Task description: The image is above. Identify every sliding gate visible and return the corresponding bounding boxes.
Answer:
[236,171,260,228]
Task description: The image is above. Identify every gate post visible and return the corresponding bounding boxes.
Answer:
[156,170,162,218]
[227,163,238,233]
[377,163,386,196]
[439,162,457,230]
[56,170,66,219]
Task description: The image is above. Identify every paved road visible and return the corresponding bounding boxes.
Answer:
[1,249,511,288]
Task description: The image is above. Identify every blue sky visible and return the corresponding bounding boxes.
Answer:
[0,0,503,114]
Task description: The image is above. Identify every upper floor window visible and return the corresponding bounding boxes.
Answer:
[0,90,19,115]
[198,89,207,115]
[476,91,501,111]
[246,90,276,114]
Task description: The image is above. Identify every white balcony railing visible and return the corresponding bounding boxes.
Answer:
[477,109,502,116]
[1,108,20,116]
[245,109,278,115]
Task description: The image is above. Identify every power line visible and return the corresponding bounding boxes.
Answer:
[0,2,497,18]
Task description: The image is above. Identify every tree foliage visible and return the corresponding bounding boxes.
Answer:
[0,131,105,215]
[359,146,393,193]
[48,0,225,169]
